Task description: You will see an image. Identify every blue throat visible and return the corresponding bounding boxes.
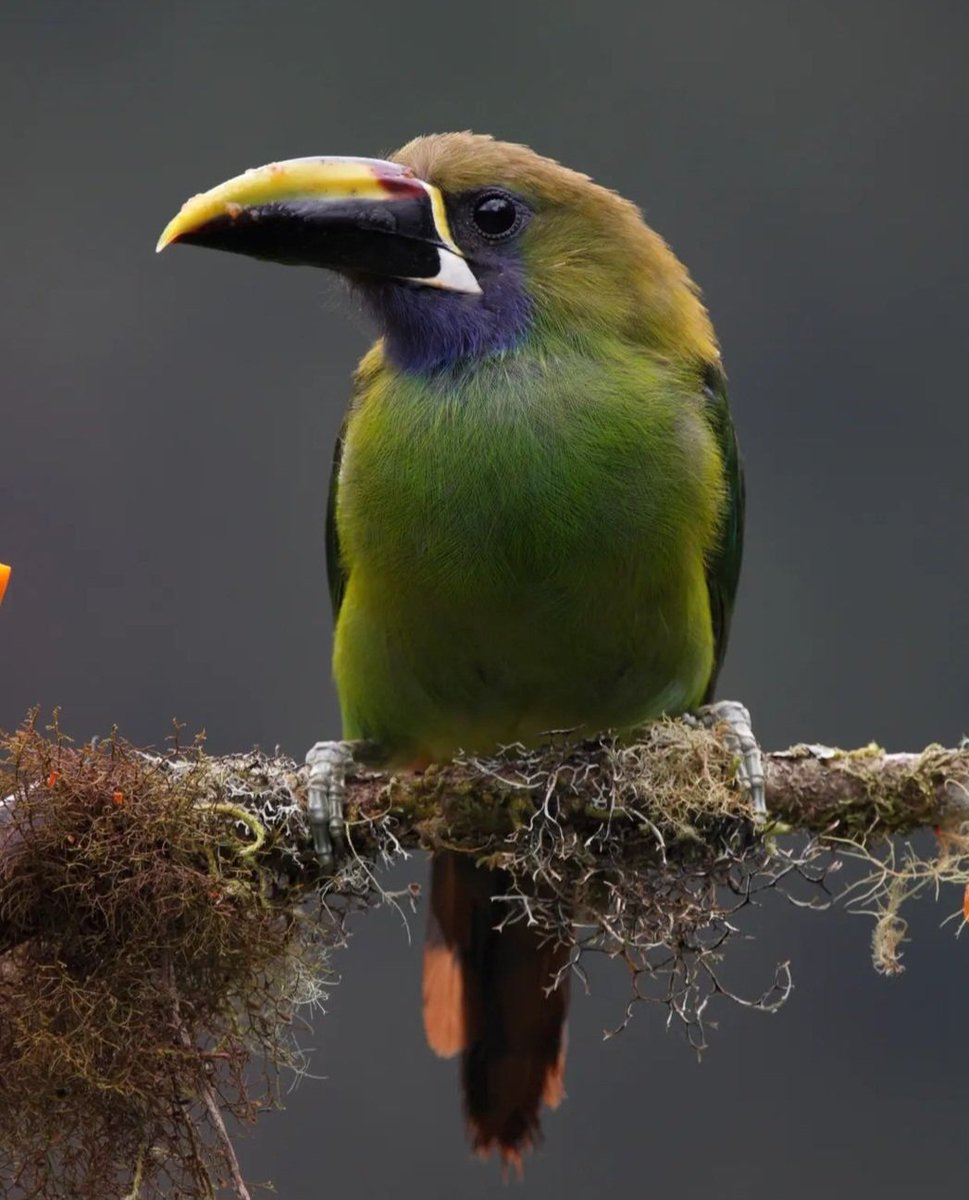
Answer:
[358,260,533,375]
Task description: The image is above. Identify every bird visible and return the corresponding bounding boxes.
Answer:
[157,132,754,1170]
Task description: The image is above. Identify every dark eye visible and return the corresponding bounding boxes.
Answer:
[471,191,524,240]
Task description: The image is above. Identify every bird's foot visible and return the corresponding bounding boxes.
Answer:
[691,700,767,820]
[304,740,356,870]
[304,738,384,869]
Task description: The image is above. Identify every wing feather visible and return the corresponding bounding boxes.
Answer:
[700,362,745,700]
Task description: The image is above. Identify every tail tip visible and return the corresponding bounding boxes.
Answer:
[472,1134,530,1181]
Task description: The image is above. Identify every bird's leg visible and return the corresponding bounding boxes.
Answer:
[305,741,352,869]
[304,739,382,870]
[690,700,767,819]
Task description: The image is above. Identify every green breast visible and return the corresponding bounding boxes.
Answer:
[332,344,724,762]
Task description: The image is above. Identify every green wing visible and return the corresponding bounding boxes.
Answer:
[325,419,348,622]
[700,363,745,701]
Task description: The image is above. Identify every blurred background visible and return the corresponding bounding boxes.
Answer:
[2,1,966,1195]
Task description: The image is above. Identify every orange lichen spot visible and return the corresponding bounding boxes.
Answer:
[0,561,10,604]
[225,202,242,219]
[963,883,969,924]
[111,790,125,806]
[47,770,60,787]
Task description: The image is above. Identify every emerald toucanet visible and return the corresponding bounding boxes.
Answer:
[158,133,753,1168]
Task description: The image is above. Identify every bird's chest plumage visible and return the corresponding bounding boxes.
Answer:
[333,352,722,758]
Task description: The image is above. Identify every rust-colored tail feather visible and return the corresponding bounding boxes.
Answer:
[422,852,570,1169]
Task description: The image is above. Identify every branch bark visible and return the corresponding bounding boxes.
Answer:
[186,729,969,865]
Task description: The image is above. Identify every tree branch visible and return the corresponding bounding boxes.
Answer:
[324,734,969,855]
[2,714,967,1200]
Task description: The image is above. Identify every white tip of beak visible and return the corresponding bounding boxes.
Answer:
[411,247,482,295]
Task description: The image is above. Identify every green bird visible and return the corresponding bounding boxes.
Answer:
[158,133,756,1168]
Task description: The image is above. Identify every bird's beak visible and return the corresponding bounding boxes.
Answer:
[156,156,481,295]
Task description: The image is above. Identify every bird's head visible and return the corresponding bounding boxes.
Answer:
[158,132,716,373]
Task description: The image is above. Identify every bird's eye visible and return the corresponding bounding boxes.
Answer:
[471,192,524,240]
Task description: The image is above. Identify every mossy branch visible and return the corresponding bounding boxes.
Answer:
[1,713,967,1200]
[330,735,969,853]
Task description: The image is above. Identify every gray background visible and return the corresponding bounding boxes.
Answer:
[2,1,967,1196]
